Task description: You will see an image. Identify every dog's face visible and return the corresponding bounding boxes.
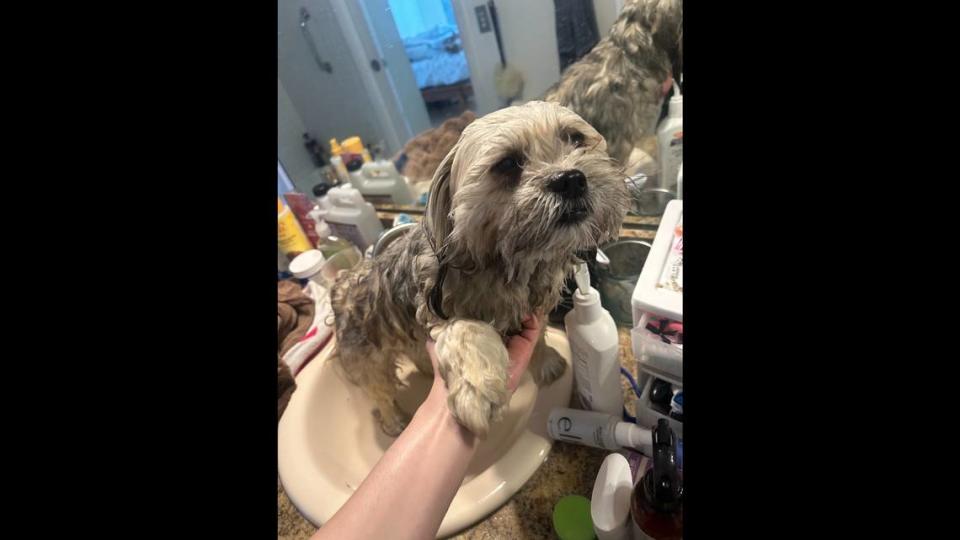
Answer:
[426,101,629,275]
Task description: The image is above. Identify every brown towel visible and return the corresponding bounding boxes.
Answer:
[278,279,315,357]
[277,279,313,421]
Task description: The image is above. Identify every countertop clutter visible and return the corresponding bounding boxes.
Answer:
[277,326,639,539]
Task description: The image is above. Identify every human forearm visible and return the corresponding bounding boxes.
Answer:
[312,385,477,540]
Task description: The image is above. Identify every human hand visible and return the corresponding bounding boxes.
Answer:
[503,312,542,392]
[662,74,674,97]
[425,312,542,398]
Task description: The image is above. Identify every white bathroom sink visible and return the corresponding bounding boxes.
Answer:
[278,326,574,538]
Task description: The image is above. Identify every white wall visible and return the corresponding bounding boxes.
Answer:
[455,0,623,112]
[277,78,317,193]
[594,0,624,39]
[495,0,561,102]
[452,0,502,114]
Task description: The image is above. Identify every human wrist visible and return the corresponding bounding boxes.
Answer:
[418,383,479,446]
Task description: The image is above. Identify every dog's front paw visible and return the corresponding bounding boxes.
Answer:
[533,353,567,386]
[446,373,508,437]
[434,320,510,437]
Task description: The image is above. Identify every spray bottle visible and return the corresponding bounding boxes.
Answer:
[631,419,683,539]
[564,261,623,416]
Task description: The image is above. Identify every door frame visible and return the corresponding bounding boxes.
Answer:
[328,0,421,155]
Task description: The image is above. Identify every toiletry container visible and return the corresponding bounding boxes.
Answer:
[283,191,322,248]
[656,81,682,192]
[342,135,373,163]
[288,249,327,287]
[553,495,594,540]
[676,163,682,200]
[353,160,415,205]
[631,200,683,437]
[548,407,653,456]
[328,138,351,185]
[565,262,623,416]
[278,197,312,261]
[323,185,384,251]
[310,183,333,221]
[592,453,634,540]
[345,156,364,187]
[631,419,682,539]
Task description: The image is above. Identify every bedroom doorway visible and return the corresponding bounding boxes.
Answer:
[386,0,474,128]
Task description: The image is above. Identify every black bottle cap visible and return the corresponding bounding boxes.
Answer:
[642,419,682,513]
[312,183,332,197]
[345,156,363,172]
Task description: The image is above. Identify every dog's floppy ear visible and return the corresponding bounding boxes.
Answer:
[424,142,457,320]
[424,142,457,249]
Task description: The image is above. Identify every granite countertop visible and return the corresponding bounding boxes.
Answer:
[278,325,640,540]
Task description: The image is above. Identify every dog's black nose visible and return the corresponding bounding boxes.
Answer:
[546,169,587,198]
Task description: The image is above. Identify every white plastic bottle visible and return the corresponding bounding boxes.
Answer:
[328,138,351,185]
[347,159,413,204]
[353,160,415,205]
[657,79,683,192]
[676,162,683,200]
[592,453,634,540]
[547,408,652,456]
[323,185,384,251]
[564,262,623,416]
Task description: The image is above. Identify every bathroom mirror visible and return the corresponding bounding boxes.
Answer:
[278,0,681,230]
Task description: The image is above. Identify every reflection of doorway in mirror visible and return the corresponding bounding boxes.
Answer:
[385,0,475,128]
[278,0,431,187]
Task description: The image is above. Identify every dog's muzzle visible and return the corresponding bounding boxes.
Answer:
[548,169,591,225]
[547,169,588,199]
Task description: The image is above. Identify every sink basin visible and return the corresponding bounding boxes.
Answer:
[278,327,574,538]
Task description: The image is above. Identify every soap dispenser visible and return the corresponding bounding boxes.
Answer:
[631,419,683,539]
[564,261,623,416]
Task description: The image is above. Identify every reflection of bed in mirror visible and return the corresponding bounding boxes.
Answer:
[403,24,472,108]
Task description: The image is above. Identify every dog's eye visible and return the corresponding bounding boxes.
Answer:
[567,131,586,148]
[493,154,524,177]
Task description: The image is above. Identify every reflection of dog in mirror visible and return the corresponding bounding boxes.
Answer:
[398,0,682,183]
[544,0,683,165]
[330,101,629,437]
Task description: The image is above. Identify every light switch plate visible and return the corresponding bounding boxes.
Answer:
[475,5,492,33]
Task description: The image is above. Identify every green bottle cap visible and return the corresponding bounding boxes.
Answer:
[552,495,595,540]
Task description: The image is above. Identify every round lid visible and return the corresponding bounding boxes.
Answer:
[329,138,342,155]
[342,136,364,155]
[313,183,332,197]
[553,495,594,540]
[346,156,364,172]
[288,249,326,279]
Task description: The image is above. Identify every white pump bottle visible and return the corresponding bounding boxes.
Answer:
[564,262,623,416]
